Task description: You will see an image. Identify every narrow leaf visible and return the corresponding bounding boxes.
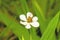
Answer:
[40,11,59,40]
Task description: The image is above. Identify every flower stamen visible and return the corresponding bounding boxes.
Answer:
[27,17,32,23]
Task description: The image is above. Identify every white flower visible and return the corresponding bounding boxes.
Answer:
[19,12,39,29]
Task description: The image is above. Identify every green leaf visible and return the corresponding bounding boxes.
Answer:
[58,32,60,40]
[30,28,40,40]
[19,0,29,13]
[0,9,30,40]
[32,0,45,20]
[32,0,47,33]
[37,0,48,14]
[0,0,2,6]
[46,0,60,19]
[40,11,59,40]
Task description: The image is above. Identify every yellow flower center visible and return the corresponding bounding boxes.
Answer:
[27,17,32,23]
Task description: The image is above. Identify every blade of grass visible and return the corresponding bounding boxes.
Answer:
[0,0,2,6]
[0,9,30,40]
[37,0,48,14]
[30,28,40,40]
[2,2,31,40]
[58,32,60,40]
[40,11,59,40]
[0,10,21,40]
[58,21,60,40]
[2,0,25,16]
[31,0,47,33]
[32,0,45,20]
[46,0,60,19]
[19,0,29,13]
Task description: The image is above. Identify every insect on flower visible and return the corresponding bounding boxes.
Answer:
[19,12,39,29]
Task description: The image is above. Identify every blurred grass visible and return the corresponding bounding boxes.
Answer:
[0,0,60,40]
[0,9,30,40]
[40,11,59,40]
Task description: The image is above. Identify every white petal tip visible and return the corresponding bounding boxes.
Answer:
[31,22,39,27]
[19,14,27,21]
[32,16,38,22]
[25,24,31,29]
[20,21,27,25]
[27,12,33,18]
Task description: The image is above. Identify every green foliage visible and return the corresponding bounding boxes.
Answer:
[0,0,60,40]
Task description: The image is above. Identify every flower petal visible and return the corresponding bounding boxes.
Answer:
[27,12,33,18]
[20,21,27,25]
[31,22,39,27]
[25,24,31,29]
[19,14,27,21]
[32,16,38,22]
